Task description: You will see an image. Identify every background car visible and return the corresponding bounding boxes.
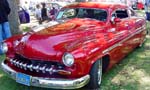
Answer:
[132,2,144,10]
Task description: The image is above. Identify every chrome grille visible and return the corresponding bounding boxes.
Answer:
[10,54,65,74]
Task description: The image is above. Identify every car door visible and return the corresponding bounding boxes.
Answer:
[107,8,134,65]
[127,9,146,48]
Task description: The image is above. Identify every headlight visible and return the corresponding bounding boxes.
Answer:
[0,42,8,53]
[62,53,74,67]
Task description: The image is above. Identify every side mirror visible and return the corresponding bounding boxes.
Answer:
[114,18,121,23]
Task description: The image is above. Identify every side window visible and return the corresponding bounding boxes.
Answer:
[94,10,107,21]
[115,9,129,19]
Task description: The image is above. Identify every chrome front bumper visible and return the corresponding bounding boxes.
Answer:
[1,61,90,89]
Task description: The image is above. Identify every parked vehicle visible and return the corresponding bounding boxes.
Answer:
[132,2,144,10]
[137,2,144,10]
[1,2,146,89]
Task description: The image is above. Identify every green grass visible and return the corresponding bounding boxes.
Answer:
[100,21,150,89]
[100,35,150,90]
[22,26,31,32]
[0,16,150,90]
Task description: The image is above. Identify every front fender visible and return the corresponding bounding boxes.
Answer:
[5,34,22,57]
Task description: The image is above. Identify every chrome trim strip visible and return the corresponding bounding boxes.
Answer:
[103,25,146,54]
[1,61,90,89]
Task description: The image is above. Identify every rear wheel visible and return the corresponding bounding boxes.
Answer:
[87,59,102,89]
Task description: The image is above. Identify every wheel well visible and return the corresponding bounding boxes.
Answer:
[102,55,110,72]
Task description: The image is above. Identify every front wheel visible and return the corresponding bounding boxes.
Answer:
[87,59,102,89]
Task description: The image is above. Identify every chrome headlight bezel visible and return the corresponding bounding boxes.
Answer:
[0,42,8,53]
[62,53,74,67]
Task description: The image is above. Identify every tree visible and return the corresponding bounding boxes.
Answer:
[7,0,21,35]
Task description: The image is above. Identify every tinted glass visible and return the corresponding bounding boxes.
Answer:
[56,8,107,21]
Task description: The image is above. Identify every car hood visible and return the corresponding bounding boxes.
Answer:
[15,18,106,61]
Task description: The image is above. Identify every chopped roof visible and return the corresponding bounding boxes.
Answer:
[64,2,127,10]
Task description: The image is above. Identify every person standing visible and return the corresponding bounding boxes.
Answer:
[35,4,42,24]
[49,7,58,20]
[0,0,11,54]
[50,7,58,16]
[23,1,29,13]
[41,3,48,22]
[0,0,11,41]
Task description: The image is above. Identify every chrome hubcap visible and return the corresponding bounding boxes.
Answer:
[98,60,102,85]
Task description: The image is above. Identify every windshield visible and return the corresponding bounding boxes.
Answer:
[56,8,107,21]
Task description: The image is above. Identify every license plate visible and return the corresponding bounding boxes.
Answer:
[16,73,31,86]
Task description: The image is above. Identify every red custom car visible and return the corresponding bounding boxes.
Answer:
[1,2,146,89]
